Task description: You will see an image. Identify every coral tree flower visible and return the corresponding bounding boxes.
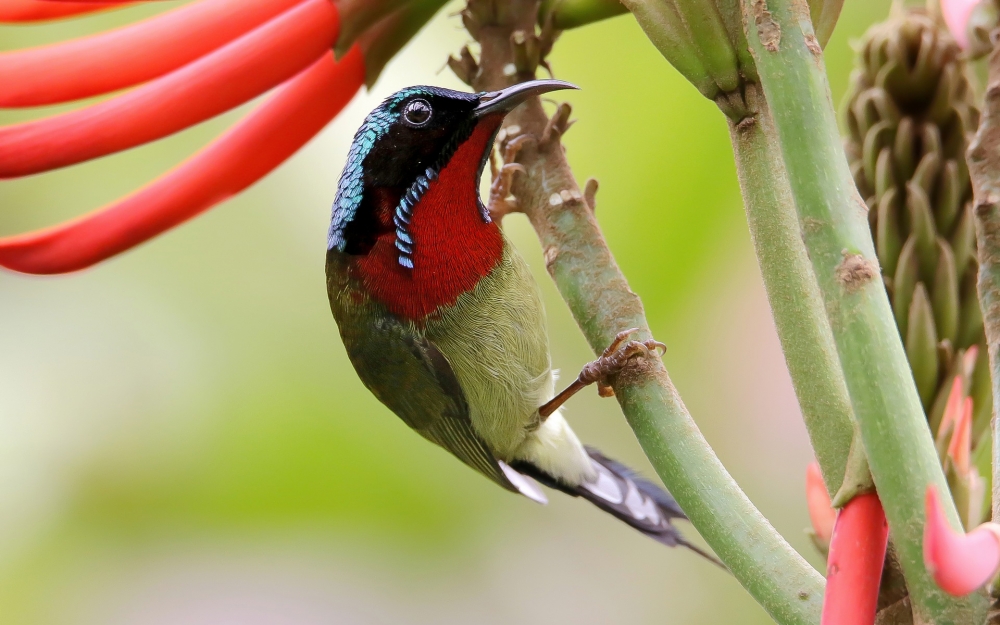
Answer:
[924,485,1000,596]
[935,361,988,531]
[806,462,889,625]
[1,0,307,107]
[806,461,836,552]
[0,0,422,274]
[0,0,130,22]
[940,0,983,48]
[820,493,889,625]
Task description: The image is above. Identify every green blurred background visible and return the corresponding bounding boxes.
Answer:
[0,2,892,623]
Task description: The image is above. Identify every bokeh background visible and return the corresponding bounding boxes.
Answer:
[0,2,894,623]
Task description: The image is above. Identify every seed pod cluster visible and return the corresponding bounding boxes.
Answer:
[843,11,991,450]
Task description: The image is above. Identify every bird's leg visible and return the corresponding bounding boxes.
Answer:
[538,328,666,419]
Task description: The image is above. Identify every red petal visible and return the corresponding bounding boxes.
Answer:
[0,48,366,275]
[806,461,836,543]
[924,485,1000,596]
[938,375,964,439]
[821,493,889,625]
[0,0,306,107]
[0,0,127,21]
[0,0,339,178]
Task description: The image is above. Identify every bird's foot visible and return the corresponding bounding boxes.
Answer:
[486,162,526,220]
[538,328,665,418]
[581,328,666,398]
[540,102,573,147]
[486,132,535,221]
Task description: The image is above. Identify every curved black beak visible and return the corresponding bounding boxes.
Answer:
[474,79,579,118]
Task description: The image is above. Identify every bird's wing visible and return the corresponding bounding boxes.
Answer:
[398,331,514,488]
[333,303,543,500]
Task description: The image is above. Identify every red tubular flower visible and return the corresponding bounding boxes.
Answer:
[820,493,889,625]
[924,485,1000,596]
[0,0,340,178]
[806,461,836,546]
[0,48,366,274]
[0,0,128,21]
[0,0,305,107]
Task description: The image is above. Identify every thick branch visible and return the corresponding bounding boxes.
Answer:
[742,0,988,622]
[463,1,824,623]
[729,83,862,504]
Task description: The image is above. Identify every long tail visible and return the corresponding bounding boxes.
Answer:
[514,447,726,569]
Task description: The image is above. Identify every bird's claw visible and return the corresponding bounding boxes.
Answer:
[582,328,666,397]
[487,162,527,220]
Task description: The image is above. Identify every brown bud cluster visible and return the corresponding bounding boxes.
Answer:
[843,11,991,446]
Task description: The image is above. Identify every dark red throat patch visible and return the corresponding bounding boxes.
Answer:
[353,119,504,321]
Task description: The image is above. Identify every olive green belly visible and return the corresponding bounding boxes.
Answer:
[423,242,553,458]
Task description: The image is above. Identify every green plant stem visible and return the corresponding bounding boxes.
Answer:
[808,0,843,48]
[538,0,628,29]
[334,0,411,58]
[358,0,450,87]
[728,83,860,501]
[742,0,988,622]
[535,161,826,625]
[464,1,824,622]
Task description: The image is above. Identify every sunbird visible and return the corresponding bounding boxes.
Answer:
[326,78,715,562]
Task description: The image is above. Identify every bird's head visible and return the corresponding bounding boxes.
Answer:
[328,79,577,269]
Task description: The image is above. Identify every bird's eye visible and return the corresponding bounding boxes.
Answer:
[403,99,432,127]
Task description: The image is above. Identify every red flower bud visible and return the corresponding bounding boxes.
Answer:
[821,493,888,625]
[806,461,835,544]
[946,397,973,476]
[938,375,964,441]
[924,485,1000,596]
[940,0,982,48]
[0,0,339,177]
[0,48,365,274]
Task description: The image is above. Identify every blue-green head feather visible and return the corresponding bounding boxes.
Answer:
[327,86,479,259]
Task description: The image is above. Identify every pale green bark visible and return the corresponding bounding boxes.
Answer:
[742,0,988,621]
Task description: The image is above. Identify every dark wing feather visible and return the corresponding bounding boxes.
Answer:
[400,332,516,488]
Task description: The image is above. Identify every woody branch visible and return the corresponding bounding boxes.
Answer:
[451,1,824,623]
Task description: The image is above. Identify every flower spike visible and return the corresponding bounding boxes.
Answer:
[0,48,365,275]
[0,0,128,22]
[0,0,305,107]
[924,485,1000,596]
[821,493,889,625]
[0,0,339,178]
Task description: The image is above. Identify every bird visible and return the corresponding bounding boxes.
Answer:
[325,78,719,564]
